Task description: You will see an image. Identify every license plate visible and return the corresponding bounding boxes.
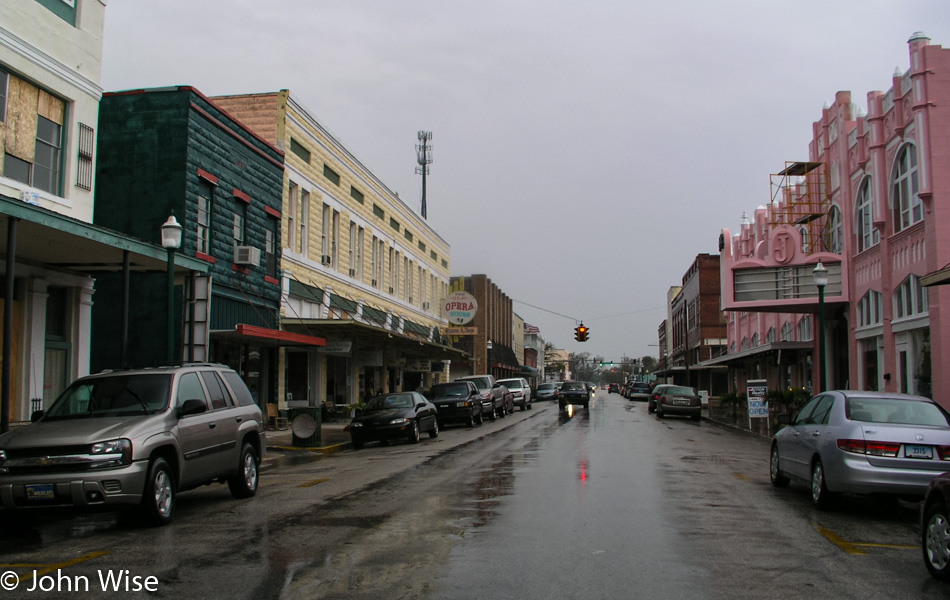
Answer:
[672,398,690,406]
[25,484,55,501]
[439,404,450,409]
[904,445,933,459]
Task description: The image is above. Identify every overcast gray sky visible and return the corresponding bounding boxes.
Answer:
[101,0,950,363]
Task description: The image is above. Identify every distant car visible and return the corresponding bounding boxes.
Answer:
[496,377,532,411]
[922,471,950,581]
[648,384,673,414]
[0,364,265,527]
[348,392,440,449]
[456,375,508,421]
[653,385,701,421]
[770,390,950,509]
[536,382,560,402]
[429,381,483,428]
[559,381,590,410]
[626,381,652,401]
[608,383,620,394]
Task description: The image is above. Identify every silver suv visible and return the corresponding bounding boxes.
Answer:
[0,364,265,526]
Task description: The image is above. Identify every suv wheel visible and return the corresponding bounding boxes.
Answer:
[228,443,259,499]
[142,457,175,526]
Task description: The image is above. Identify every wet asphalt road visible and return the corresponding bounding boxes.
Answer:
[2,393,949,599]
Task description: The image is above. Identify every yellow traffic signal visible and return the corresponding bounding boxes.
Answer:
[575,324,589,342]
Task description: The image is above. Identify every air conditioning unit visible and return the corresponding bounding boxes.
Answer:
[321,255,331,266]
[233,246,260,266]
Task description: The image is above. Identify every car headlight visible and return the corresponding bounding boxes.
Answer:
[389,418,411,425]
[0,449,6,461]
[350,422,364,428]
[89,438,132,468]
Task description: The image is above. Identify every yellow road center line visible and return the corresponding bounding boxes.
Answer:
[297,478,330,488]
[1,550,111,581]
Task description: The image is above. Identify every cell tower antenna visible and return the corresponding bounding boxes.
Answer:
[416,131,433,219]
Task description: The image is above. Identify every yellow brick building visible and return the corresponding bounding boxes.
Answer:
[213,90,464,416]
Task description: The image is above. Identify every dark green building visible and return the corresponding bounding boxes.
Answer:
[92,86,290,404]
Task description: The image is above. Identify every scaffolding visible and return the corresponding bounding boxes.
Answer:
[769,161,832,253]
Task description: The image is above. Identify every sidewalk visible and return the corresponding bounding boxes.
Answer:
[265,420,352,454]
[704,404,774,440]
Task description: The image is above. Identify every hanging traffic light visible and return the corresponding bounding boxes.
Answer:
[575,323,589,342]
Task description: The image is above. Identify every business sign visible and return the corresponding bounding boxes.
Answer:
[444,291,477,325]
[442,327,478,335]
[746,380,769,418]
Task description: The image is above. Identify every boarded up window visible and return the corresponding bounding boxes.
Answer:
[77,123,94,190]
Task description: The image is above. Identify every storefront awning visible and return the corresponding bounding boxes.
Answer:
[922,264,950,287]
[281,318,470,361]
[701,341,813,366]
[210,324,326,348]
[519,365,539,376]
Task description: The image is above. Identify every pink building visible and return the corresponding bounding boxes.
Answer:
[717,32,950,410]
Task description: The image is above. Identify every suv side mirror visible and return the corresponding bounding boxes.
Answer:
[776,414,791,425]
[30,410,45,423]
[178,398,208,418]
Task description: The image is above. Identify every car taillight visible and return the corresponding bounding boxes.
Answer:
[936,446,950,460]
[836,439,900,457]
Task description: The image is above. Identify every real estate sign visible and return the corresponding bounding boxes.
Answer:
[746,379,768,419]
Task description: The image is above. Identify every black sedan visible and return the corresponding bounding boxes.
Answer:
[558,381,590,410]
[348,392,439,449]
[429,381,483,428]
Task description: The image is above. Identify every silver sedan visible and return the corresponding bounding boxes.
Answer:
[770,390,950,509]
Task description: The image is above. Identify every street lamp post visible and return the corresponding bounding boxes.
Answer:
[486,339,493,376]
[813,261,828,392]
[161,215,183,365]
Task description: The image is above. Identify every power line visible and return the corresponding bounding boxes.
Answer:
[512,298,665,323]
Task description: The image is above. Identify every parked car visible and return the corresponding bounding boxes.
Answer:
[0,364,265,527]
[559,381,590,410]
[653,385,702,421]
[770,390,950,509]
[536,382,560,402]
[496,377,532,411]
[647,384,673,413]
[348,392,439,449]
[921,471,950,581]
[608,383,620,394]
[456,375,509,420]
[429,381,483,428]
[626,381,652,401]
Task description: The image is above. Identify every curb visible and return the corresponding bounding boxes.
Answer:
[267,442,350,455]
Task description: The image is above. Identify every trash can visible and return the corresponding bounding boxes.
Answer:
[288,407,321,447]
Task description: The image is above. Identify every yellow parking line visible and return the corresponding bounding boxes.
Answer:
[812,524,866,555]
[1,550,110,581]
[296,478,330,488]
[732,473,751,482]
[811,523,918,555]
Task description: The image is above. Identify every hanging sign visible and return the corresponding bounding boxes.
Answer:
[444,291,477,325]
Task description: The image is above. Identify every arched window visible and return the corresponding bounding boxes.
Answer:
[826,205,843,254]
[856,179,878,252]
[800,227,810,253]
[780,321,792,341]
[892,144,922,232]
[766,327,776,344]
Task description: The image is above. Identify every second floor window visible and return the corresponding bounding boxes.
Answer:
[197,180,213,254]
[892,144,922,232]
[856,180,878,252]
[233,201,247,245]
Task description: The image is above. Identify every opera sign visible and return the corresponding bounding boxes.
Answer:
[444,291,477,325]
